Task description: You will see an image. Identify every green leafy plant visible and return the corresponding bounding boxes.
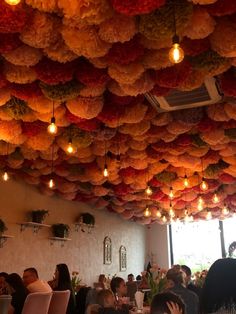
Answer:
[52,223,70,238]
[78,213,95,226]
[71,271,81,291]
[0,219,7,234]
[31,210,49,223]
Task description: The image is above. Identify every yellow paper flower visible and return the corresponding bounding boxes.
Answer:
[44,38,78,63]
[66,96,103,119]
[25,0,58,12]
[108,62,144,85]
[3,45,42,67]
[4,62,37,84]
[120,72,154,96]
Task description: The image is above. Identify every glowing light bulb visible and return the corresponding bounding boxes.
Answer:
[175,216,180,223]
[169,187,174,199]
[169,36,184,64]
[212,193,219,204]
[4,0,21,5]
[2,171,9,181]
[48,178,55,189]
[222,205,229,216]
[162,215,167,223]
[184,175,189,188]
[206,211,212,220]
[200,178,208,191]
[197,202,203,211]
[47,117,57,135]
[145,185,153,196]
[156,210,162,218]
[103,165,108,178]
[169,206,175,218]
[198,196,204,205]
[144,207,151,218]
[66,141,75,154]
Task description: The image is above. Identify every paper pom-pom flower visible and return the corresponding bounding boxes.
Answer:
[174,107,204,125]
[66,96,103,119]
[224,103,236,121]
[184,7,215,40]
[201,129,226,146]
[25,0,58,13]
[3,45,42,68]
[0,119,22,142]
[139,0,192,41]
[221,69,236,97]
[0,88,11,106]
[10,82,42,101]
[0,33,21,54]
[40,80,82,101]
[154,60,192,89]
[108,62,145,85]
[181,37,210,57]
[99,14,136,43]
[4,63,37,84]
[25,131,54,151]
[3,97,31,120]
[34,58,75,85]
[206,0,236,16]
[207,103,230,122]
[75,60,110,87]
[110,0,166,16]
[27,96,59,114]
[210,17,236,58]
[143,48,172,70]
[62,25,111,58]
[44,38,77,63]
[0,0,29,33]
[121,103,148,124]
[107,37,144,66]
[79,85,105,97]
[20,11,60,49]
[120,120,150,136]
[120,72,154,96]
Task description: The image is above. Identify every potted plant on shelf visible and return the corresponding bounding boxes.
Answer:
[78,213,95,226]
[52,223,70,238]
[0,219,7,236]
[31,210,49,224]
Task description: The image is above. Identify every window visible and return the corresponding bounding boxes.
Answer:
[222,216,236,257]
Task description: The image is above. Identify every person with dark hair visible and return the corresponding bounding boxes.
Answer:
[0,272,8,295]
[5,273,28,314]
[110,277,127,299]
[181,265,202,298]
[97,289,128,314]
[50,263,76,314]
[126,274,137,302]
[200,258,236,314]
[22,267,52,293]
[150,292,185,314]
[166,265,198,314]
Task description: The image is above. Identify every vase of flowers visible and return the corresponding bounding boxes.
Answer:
[146,265,167,304]
[71,271,81,292]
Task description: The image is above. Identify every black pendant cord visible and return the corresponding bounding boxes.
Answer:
[51,142,54,174]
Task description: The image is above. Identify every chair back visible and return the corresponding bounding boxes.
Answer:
[0,295,12,314]
[86,304,101,314]
[22,292,52,314]
[48,290,70,314]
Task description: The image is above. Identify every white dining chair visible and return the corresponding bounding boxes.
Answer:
[0,295,12,314]
[48,290,70,314]
[22,292,52,314]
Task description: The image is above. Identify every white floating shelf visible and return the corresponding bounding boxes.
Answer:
[19,222,51,233]
[0,235,14,248]
[49,237,71,247]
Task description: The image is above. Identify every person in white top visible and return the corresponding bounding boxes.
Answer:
[22,267,52,293]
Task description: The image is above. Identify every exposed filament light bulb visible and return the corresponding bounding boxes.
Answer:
[2,171,9,181]
[66,139,75,154]
[169,206,175,218]
[103,165,108,178]
[144,207,151,218]
[169,35,184,64]
[206,210,212,220]
[222,205,229,216]
[184,175,189,188]
[212,193,219,204]
[156,210,162,218]
[162,215,167,223]
[4,0,21,5]
[145,185,153,196]
[48,178,55,189]
[200,178,208,191]
[169,187,174,199]
[47,117,57,135]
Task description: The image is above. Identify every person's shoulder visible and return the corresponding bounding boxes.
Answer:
[186,288,199,301]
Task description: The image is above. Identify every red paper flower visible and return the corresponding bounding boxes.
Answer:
[197,117,218,133]
[65,110,84,124]
[0,33,21,53]
[76,118,101,131]
[219,173,236,184]
[10,82,43,100]
[206,0,236,16]
[154,61,192,89]
[34,58,76,85]
[110,0,166,16]
[22,121,46,137]
[151,84,170,96]
[113,183,133,196]
[174,134,192,147]
[181,37,211,57]
[75,60,110,87]
[221,69,236,97]
[106,37,144,66]
[119,167,136,178]
[97,98,125,124]
[0,0,29,33]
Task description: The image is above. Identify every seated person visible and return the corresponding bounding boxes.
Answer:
[150,292,185,314]
[0,272,8,295]
[22,267,52,293]
[126,274,137,301]
[110,277,127,299]
[97,289,128,314]
[94,274,106,290]
[181,265,202,298]
[5,273,28,314]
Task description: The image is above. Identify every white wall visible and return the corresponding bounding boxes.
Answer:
[146,224,170,269]
[0,179,146,285]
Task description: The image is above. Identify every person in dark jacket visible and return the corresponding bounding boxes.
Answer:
[5,273,28,314]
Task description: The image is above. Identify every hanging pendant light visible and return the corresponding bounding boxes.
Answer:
[145,185,153,196]
[169,35,184,64]
[144,207,151,218]
[169,203,175,218]
[197,196,204,211]
[222,204,229,216]
[4,0,21,5]
[156,209,162,218]
[103,165,109,178]
[2,171,9,182]
[48,178,55,189]
[183,174,189,188]
[66,138,76,154]
[47,102,57,135]
[48,143,55,189]
[200,178,208,191]
[169,186,174,199]
[206,210,212,220]
[212,193,219,204]
[162,215,167,223]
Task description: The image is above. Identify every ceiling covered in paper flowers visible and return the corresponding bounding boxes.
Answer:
[0,0,236,224]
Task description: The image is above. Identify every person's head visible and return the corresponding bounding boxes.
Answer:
[97,289,115,308]
[110,277,127,297]
[151,292,185,314]
[6,273,25,294]
[0,272,8,289]
[23,267,39,286]
[166,265,185,287]
[136,275,142,281]
[55,264,71,285]
[98,274,106,284]
[181,265,191,285]
[200,258,236,313]
[127,274,134,282]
